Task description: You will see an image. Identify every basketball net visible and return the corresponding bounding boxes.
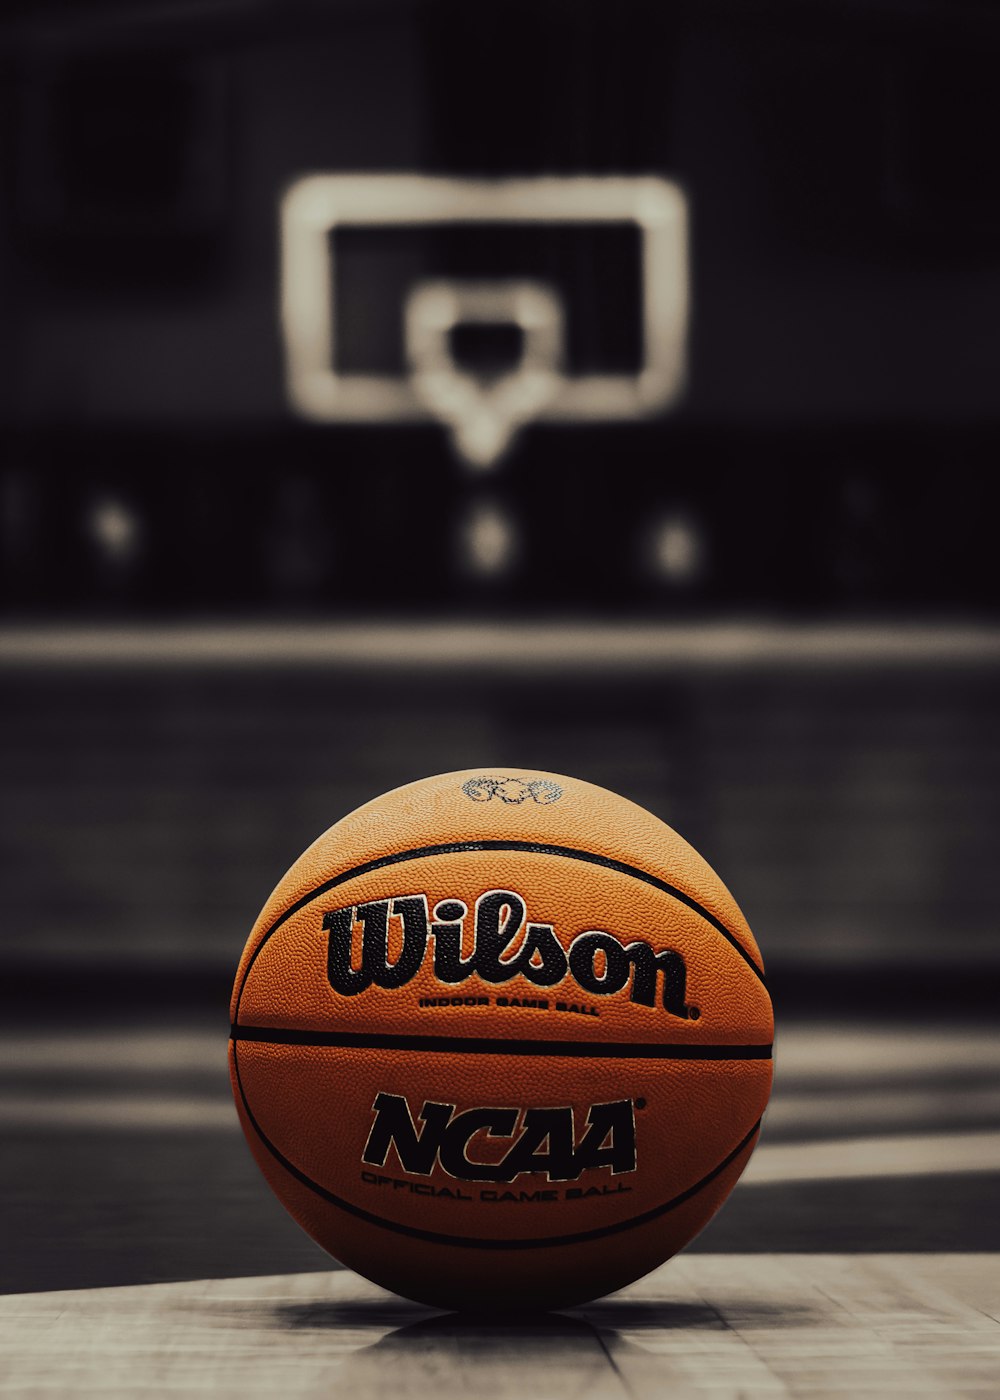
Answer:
[405,282,564,471]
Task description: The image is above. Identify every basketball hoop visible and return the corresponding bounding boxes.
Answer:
[280,174,689,471]
[404,281,564,470]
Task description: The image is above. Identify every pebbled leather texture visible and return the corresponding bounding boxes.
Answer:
[229,768,774,1310]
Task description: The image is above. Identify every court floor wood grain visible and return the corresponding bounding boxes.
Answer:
[1,1255,997,1399]
[1,1021,998,1396]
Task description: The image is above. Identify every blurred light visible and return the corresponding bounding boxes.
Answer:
[86,494,141,568]
[460,500,516,578]
[650,512,704,585]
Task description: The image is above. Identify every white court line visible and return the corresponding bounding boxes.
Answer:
[773,1025,1000,1078]
[4,1026,1000,1078]
[0,1096,237,1130]
[3,1090,1000,1187]
[743,1131,1000,1184]
[7,1080,997,1148]
[766,1085,1000,1132]
[2,621,1000,670]
[0,1031,224,1074]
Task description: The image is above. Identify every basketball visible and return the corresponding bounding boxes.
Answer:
[229,768,773,1310]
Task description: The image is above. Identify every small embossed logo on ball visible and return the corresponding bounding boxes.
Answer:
[461,775,563,805]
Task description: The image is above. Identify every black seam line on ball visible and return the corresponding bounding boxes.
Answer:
[232,1038,761,1250]
[230,1025,773,1060]
[233,840,765,1023]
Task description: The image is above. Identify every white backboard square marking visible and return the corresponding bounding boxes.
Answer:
[280,174,688,466]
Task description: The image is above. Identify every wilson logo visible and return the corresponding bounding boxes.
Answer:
[322,889,693,1017]
[362,1092,637,1183]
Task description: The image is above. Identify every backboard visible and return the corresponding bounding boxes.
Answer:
[280,174,688,469]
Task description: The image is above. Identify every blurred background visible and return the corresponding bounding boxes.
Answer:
[1,0,998,1298]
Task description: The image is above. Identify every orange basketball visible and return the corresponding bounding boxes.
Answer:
[229,769,773,1310]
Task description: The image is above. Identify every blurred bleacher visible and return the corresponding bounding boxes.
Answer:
[3,620,998,1018]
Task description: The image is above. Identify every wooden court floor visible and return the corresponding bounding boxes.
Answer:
[2,1255,998,1398]
[1,1019,999,1397]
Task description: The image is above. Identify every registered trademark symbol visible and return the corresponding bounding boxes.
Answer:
[687,1005,700,1020]
[635,1097,646,1110]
